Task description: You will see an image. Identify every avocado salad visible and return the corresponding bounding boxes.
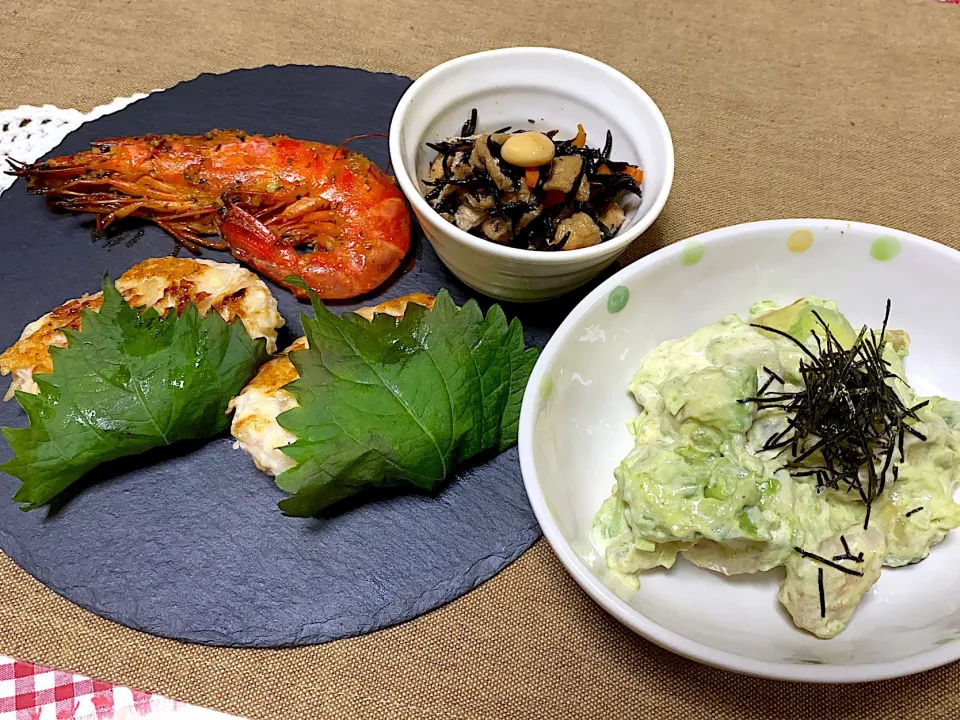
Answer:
[591,298,960,638]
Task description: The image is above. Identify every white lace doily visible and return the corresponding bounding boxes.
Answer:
[0,91,160,195]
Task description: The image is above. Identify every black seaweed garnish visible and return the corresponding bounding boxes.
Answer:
[794,547,864,577]
[906,506,923,517]
[741,301,927,530]
[831,535,864,564]
[818,568,826,618]
[757,366,785,396]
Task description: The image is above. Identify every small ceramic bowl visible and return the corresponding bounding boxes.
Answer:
[519,219,960,682]
[388,47,674,303]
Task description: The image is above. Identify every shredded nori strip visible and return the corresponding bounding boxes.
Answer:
[794,547,864,577]
[906,506,923,517]
[818,568,826,618]
[742,301,927,529]
[831,535,864,564]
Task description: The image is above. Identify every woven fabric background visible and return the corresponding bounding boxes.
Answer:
[1,0,959,717]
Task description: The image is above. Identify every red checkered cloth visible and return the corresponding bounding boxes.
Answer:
[0,656,242,720]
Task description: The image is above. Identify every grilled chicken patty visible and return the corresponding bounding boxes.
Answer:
[228,293,436,476]
[0,257,284,400]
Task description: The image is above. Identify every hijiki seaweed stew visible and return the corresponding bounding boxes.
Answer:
[422,110,644,251]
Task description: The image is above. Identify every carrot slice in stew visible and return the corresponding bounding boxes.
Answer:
[543,190,567,208]
[572,124,587,149]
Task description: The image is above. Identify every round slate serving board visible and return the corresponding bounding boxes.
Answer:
[0,66,611,647]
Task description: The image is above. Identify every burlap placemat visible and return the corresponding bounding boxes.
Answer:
[2,0,959,717]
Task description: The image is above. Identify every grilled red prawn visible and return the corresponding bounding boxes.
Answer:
[9,130,411,300]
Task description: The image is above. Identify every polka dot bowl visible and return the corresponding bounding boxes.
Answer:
[519,219,960,682]
[389,47,674,303]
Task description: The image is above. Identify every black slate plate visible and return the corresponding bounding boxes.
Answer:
[0,65,609,647]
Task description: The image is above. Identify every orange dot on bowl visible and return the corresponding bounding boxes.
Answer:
[787,229,814,253]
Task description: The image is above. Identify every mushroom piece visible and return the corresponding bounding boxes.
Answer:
[428,155,446,183]
[520,180,536,204]
[469,135,514,192]
[429,183,456,210]
[516,209,542,236]
[468,138,486,171]
[543,156,583,193]
[556,212,602,250]
[597,201,627,234]
[451,152,473,180]
[482,217,513,243]
[502,185,535,205]
[455,201,487,231]
[470,193,496,210]
[575,175,591,202]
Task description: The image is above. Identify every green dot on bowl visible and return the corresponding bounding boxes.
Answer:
[607,286,630,313]
[680,242,705,266]
[871,236,901,261]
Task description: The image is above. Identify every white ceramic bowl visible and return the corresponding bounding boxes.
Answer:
[519,218,960,682]
[389,47,674,303]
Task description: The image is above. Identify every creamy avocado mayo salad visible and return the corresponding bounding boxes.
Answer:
[591,298,960,638]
